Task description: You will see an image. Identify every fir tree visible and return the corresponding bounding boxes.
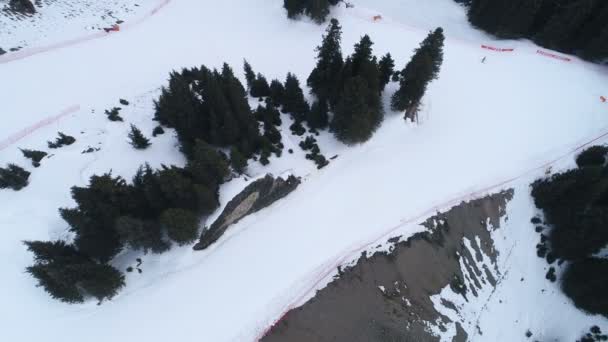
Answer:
[250,73,271,98]
[331,76,381,144]
[230,146,248,174]
[391,28,445,120]
[20,148,47,167]
[308,18,344,106]
[105,107,123,122]
[378,53,395,91]
[307,100,329,130]
[269,79,286,107]
[128,125,151,150]
[152,126,165,137]
[115,216,169,254]
[187,140,229,188]
[282,73,310,122]
[48,132,76,149]
[243,59,256,91]
[0,164,30,190]
[160,208,200,245]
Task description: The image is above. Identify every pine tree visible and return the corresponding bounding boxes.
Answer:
[20,148,47,167]
[115,216,169,254]
[283,73,310,122]
[230,147,248,174]
[331,76,380,144]
[160,208,200,245]
[250,73,271,98]
[0,164,30,190]
[187,139,229,188]
[378,53,395,91]
[308,18,344,106]
[9,0,35,14]
[391,28,444,120]
[269,79,286,107]
[243,59,256,90]
[48,132,76,149]
[283,0,306,19]
[305,0,332,24]
[128,125,151,150]
[105,107,123,122]
[152,126,165,137]
[307,100,329,130]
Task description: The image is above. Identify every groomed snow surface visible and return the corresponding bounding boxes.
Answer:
[1,0,608,341]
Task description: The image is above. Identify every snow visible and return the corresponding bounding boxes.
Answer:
[1,0,608,341]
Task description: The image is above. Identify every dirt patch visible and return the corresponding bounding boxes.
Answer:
[262,190,513,342]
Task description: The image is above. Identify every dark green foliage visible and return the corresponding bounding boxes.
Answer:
[531,166,608,260]
[562,258,608,317]
[290,121,306,136]
[160,208,199,245]
[467,0,608,63]
[307,18,343,106]
[152,125,165,137]
[378,53,395,91]
[20,148,47,167]
[243,59,256,91]
[250,73,271,98]
[115,216,169,254]
[230,147,248,174]
[119,99,129,106]
[48,132,76,149]
[332,76,381,144]
[307,100,329,130]
[269,79,286,107]
[153,65,261,157]
[577,326,608,342]
[105,107,123,122]
[24,240,124,303]
[391,28,445,120]
[9,0,35,14]
[576,146,608,168]
[0,164,30,190]
[283,0,339,23]
[187,140,229,188]
[128,124,151,150]
[283,73,310,122]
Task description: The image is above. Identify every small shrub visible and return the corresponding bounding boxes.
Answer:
[0,164,30,190]
[48,132,76,149]
[128,125,151,150]
[160,208,199,245]
[105,107,123,122]
[20,148,47,167]
[119,99,130,106]
[152,126,165,137]
[576,146,608,168]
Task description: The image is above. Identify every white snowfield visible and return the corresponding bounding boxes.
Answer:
[1,0,608,341]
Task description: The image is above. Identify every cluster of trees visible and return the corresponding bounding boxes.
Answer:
[531,145,608,317]
[26,140,230,303]
[391,28,445,121]
[283,0,340,23]
[466,0,608,63]
[47,132,75,149]
[9,0,35,14]
[307,19,393,144]
[0,164,30,190]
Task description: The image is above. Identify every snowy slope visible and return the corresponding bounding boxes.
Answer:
[1,0,608,341]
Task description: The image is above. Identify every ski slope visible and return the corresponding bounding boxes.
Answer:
[1,0,608,341]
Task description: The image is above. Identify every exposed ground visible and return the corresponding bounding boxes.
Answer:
[263,190,513,342]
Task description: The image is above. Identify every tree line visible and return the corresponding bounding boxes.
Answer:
[466,0,608,63]
[283,0,341,23]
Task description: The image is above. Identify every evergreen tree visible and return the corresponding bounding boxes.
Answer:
[331,76,381,144]
[307,100,329,130]
[308,18,344,106]
[115,216,169,254]
[187,140,229,188]
[391,28,445,120]
[269,79,286,107]
[152,126,165,137]
[562,258,608,317]
[0,164,30,190]
[283,0,306,19]
[305,0,332,23]
[128,125,151,150]
[160,208,200,245]
[283,73,310,122]
[20,148,47,167]
[250,73,271,98]
[378,53,395,91]
[230,146,248,174]
[9,0,35,14]
[105,107,123,122]
[48,132,76,149]
[243,59,256,91]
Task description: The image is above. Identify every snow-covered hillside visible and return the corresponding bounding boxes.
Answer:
[1,0,607,341]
